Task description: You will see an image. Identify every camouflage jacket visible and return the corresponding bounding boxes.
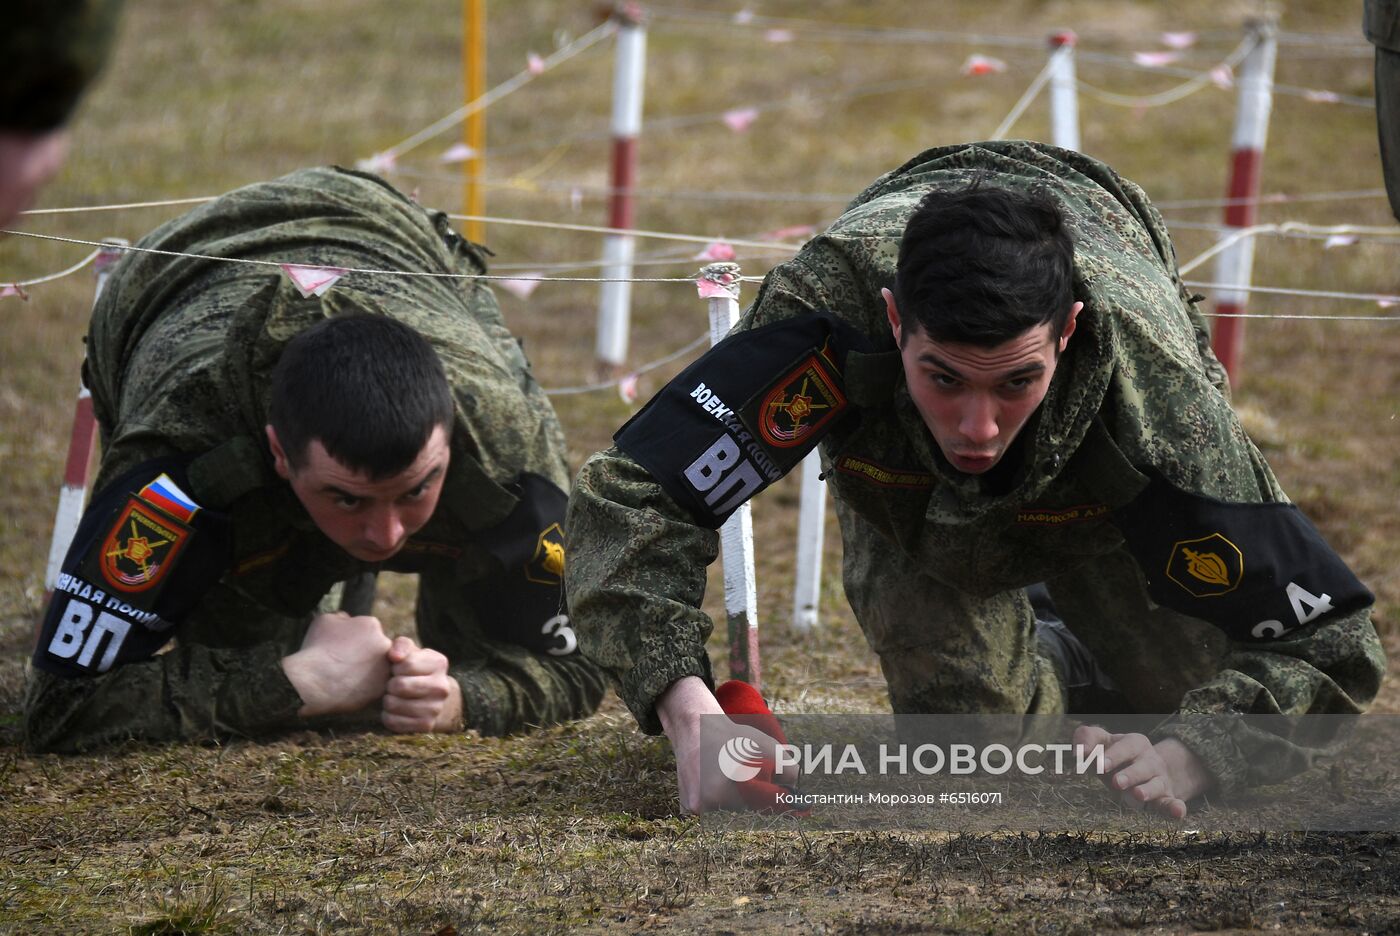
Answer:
[26,167,606,752]
[566,142,1385,795]
[2,1,123,131]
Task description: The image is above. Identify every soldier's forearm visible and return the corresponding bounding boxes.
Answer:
[452,649,608,737]
[1155,607,1385,795]
[24,640,304,753]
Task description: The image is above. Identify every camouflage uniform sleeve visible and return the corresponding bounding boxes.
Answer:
[1154,607,1385,796]
[1,0,123,131]
[452,649,610,737]
[24,638,304,754]
[1115,402,1387,795]
[565,446,722,735]
[565,266,831,734]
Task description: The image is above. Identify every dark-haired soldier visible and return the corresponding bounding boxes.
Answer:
[565,142,1384,817]
[26,166,607,752]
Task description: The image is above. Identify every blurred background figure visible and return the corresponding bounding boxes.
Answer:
[1366,0,1400,221]
[0,1,123,229]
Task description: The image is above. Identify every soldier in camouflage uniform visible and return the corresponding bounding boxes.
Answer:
[565,142,1384,816]
[1,1,123,227]
[26,166,607,752]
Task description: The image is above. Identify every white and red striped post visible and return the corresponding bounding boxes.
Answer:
[595,3,648,374]
[1212,17,1276,386]
[42,239,128,619]
[1047,30,1080,151]
[791,450,825,632]
[698,262,760,688]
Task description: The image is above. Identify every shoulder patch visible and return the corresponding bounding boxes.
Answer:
[466,473,577,656]
[615,313,872,528]
[753,345,848,449]
[34,457,232,677]
[91,495,193,595]
[1113,474,1373,642]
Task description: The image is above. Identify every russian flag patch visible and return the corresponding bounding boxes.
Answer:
[138,474,201,523]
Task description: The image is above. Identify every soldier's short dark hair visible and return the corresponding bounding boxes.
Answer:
[268,315,454,480]
[895,179,1075,347]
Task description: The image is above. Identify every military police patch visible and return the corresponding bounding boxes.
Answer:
[93,496,192,594]
[751,345,847,449]
[35,457,233,677]
[615,313,871,528]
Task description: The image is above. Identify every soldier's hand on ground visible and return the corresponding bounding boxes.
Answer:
[1074,724,1213,819]
[0,129,69,229]
[381,636,463,733]
[656,676,796,814]
[281,612,394,718]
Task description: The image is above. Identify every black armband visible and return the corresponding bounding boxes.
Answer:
[1112,473,1373,642]
[34,458,232,676]
[614,312,868,528]
[466,473,577,656]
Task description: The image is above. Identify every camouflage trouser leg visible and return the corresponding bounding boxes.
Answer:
[1044,548,1227,714]
[835,500,1065,716]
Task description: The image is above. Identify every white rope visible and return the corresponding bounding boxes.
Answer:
[991,54,1058,139]
[4,248,102,287]
[544,332,709,396]
[1183,279,1400,306]
[1200,311,1398,320]
[1074,35,1251,108]
[648,6,1045,50]
[0,229,711,284]
[1158,188,1389,210]
[20,197,216,217]
[388,164,853,207]
[1178,221,1400,275]
[374,20,617,163]
[1167,218,1400,245]
[479,72,975,160]
[443,214,802,250]
[1076,48,1375,108]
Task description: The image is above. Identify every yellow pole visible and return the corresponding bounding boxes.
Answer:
[463,0,486,242]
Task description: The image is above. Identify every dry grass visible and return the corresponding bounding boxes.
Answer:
[1,0,1398,931]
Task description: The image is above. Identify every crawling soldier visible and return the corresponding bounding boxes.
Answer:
[26,166,607,751]
[565,141,1385,818]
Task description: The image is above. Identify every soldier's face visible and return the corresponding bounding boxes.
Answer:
[885,289,1081,475]
[267,424,452,562]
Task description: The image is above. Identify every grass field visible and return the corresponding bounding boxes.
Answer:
[1,0,1398,932]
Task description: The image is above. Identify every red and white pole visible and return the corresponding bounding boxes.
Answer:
[1047,30,1080,151]
[595,3,647,374]
[1212,17,1276,386]
[698,262,761,689]
[42,239,128,617]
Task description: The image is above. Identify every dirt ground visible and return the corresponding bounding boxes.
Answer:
[2,0,1398,932]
